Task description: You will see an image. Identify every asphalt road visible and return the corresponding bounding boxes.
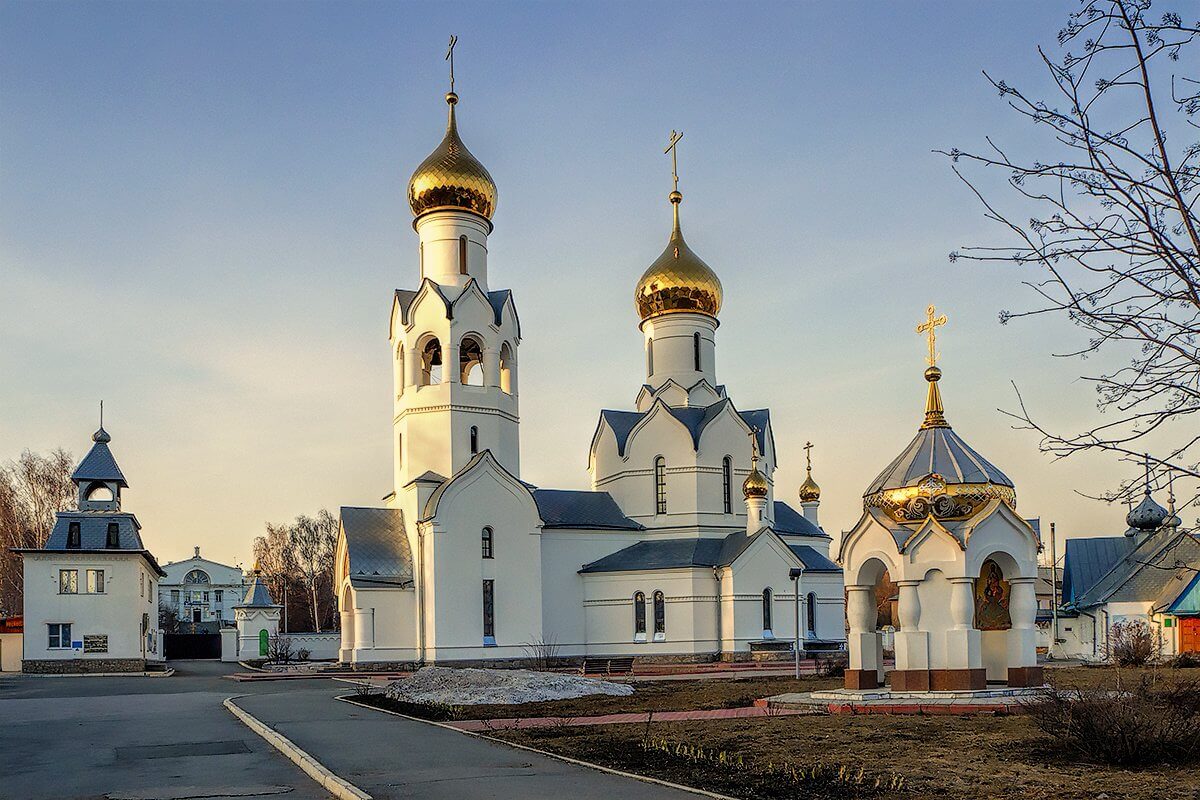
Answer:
[0,661,328,800]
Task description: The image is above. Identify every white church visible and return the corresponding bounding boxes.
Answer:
[334,80,844,666]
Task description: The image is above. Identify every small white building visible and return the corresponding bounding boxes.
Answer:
[14,425,166,673]
[160,547,246,629]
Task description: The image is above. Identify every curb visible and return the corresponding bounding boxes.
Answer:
[16,668,174,678]
[336,695,735,800]
[224,695,371,800]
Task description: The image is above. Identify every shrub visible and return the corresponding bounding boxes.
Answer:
[1105,619,1161,666]
[1024,675,1200,766]
[296,648,311,662]
[1168,651,1200,669]
[267,634,294,664]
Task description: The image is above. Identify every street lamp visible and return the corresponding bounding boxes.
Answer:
[789,567,804,679]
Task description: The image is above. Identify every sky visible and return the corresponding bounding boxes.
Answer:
[1,0,1176,567]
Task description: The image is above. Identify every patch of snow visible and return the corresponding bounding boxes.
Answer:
[386,666,634,705]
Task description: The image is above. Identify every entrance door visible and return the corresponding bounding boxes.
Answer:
[192,608,201,623]
[1180,618,1200,653]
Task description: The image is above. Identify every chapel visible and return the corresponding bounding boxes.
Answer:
[334,67,845,666]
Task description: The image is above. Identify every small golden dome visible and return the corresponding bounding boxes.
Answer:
[743,467,769,499]
[635,192,722,322]
[408,92,497,222]
[799,473,821,503]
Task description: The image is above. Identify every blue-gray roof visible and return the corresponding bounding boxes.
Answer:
[773,501,827,538]
[45,512,144,551]
[865,425,1011,496]
[236,574,277,607]
[785,543,842,572]
[71,441,128,486]
[532,489,642,530]
[1067,530,1200,610]
[599,403,770,457]
[341,506,414,589]
[580,530,784,573]
[393,282,517,331]
[1061,536,1134,606]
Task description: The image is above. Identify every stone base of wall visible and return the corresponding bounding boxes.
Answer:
[889,669,931,691]
[929,668,987,691]
[1007,666,1044,687]
[23,658,147,674]
[844,669,880,690]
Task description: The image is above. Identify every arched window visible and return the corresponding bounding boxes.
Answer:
[86,483,113,502]
[460,336,484,385]
[693,332,701,371]
[762,588,773,635]
[722,456,733,514]
[420,337,443,385]
[458,235,468,275]
[499,342,513,394]
[647,338,654,376]
[397,433,403,470]
[395,345,405,398]
[806,592,817,635]
[481,526,494,559]
[470,426,479,454]
[633,592,646,640]
[653,590,666,640]
[654,457,667,514]
[185,569,210,585]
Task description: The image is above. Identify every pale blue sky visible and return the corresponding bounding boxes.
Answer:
[2,1,1147,565]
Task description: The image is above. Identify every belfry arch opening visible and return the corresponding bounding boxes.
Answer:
[420,337,443,385]
[460,336,484,386]
[499,342,513,394]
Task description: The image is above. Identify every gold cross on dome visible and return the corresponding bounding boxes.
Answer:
[664,130,684,192]
[916,304,948,367]
[445,35,458,93]
[803,441,813,472]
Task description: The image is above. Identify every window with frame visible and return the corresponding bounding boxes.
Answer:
[647,337,654,376]
[215,589,223,604]
[106,522,120,548]
[633,591,646,640]
[481,526,494,559]
[86,569,104,594]
[806,592,817,635]
[470,426,479,455]
[459,235,469,275]
[693,332,701,371]
[722,456,733,514]
[48,623,71,649]
[762,588,773,634]
[653,590,666,640]
[59,569,78,594]
[67,521,81,549]
[654,457,667,514]
[171,589,180,604]
[482,579,495,642]
[140,572,144,597]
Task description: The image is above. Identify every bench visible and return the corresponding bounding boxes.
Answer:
[581,656,635,675]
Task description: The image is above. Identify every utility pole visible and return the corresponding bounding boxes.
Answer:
[790,567,804,678]
[1049,521,1059,660]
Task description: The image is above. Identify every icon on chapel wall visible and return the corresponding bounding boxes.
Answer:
[974,559,1012,631]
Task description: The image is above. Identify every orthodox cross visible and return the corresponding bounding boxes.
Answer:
[445,35,458,93]
[748,427,761,464]
[804,441,814,473]
[99,399,104,428]
[916,304,948,367]
[664,130,684,193]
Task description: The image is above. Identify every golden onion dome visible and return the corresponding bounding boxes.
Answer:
[408,92,497,222]
[798,472,821,503]
[743,466,769,499]
[635,191,722,322]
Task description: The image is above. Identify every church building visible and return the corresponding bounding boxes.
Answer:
[334,67,844,666]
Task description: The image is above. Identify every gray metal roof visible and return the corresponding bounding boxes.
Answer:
[1061,536,1134,605]
[532,489,642,530]
[865,425,1012,496]
[599,403,770,457]
[773,501,827,538]
[1070,530,1200,610]
[71,440,128,486]
[236,574,277,607]
[341,506,413,589]
[45,511,145,551]
[404,470,447,487]
[580,530,791,573]
[393,282,517,332]
[784,543,842,572]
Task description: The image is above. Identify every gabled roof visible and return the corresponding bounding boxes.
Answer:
[598,402,770,458]
[392,283,518,332]
[72,440,128,487]
[1169,571,1200,616]
[532,489,642,530]
[236,573,277,608]
[1066,530,1200,611]
[341,507,414,589]
[784,543,842,572]
[1061,536,1135,606]
[404,470,447,487]
[579,529,801,574]
[773,501,827,539]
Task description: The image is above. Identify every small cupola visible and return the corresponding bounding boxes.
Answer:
[73,417,128,512]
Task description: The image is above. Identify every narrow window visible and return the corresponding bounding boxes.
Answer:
[722,456,733,514]
[396,345,405,398]
[693,332,701,371]
[140,572,145,597]
[87,569,104,593]
[806,592,817,635]
[459,235,468,275]
[654,457,667,514]
[460,336,484,385]
[482,526,494,559]
[203,591,210,603]
[499,343,514,394]
[106,522,120,548]
[48,623,71,649]
[482,579,495,642]
[67,521,81,549]
[215,589,223,604]
[470,426,479,454]
[419,242,425,277]
[647,337,654,376]
[171,589,180,604]
[762,588,773,634]
[397,433,403,471]
[59,569,78,594]
[653,590,666,640]
[634,591,646,639]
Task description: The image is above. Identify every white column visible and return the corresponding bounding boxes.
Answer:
[945,577,981,670]
[800,501,819,526]
[444,342,460,385]
[354,608,375,650]
[482,347,500,388]
[1007,577,1038,668]
[846,586,879,674]
[745,496,767,533]
[893,580,929,672]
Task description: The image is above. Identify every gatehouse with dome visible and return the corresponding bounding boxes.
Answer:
[333,65,845,666]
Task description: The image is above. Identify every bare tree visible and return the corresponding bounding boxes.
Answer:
[0,449,76,615]
[158,600,181,634]
[288,510,338,633]
[941,0,1199,512]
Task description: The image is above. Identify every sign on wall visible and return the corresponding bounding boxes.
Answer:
[83,635,108,654]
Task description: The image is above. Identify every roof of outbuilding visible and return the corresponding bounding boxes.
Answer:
[1169,571,1200,616]
[1061,536,1135,606]
[772,501,827,538]
[532,489,642,530]
[865,424,1012,496]
[236,574,277,608]
[45,511,145,551]
[1068,530,1200,610]
[599,403,770,457]
[341,507,414,589]
[784,543,842,572]
[71,440,128,486]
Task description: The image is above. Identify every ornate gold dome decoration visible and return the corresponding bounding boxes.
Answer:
[408,91,497,222]
[865,479,1017,524]
[743,430,769,499]
[798,441,821,503]
[635,131,723,322]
